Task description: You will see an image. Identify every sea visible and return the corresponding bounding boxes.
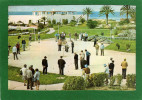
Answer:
[8,11,129,21]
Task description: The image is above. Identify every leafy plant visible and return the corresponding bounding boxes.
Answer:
[62,19,68,25]
[116,74,123,86]
[63,76,85,90]
[52,19,56,25]
[126,43,131,50]
[126,74,136,88]
[80,18,85,24]
[110,76,116,86]
[116,43,120,50]
[70,20,77,26]
[87,20,98,29]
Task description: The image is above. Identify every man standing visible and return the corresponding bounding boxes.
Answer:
[58,39,62,51]
[8,43,11,56]
[100,43,105,56]
[74,53,78,70]
[104,64,109,85]
[109,60,115,77]
[71,41,74,53]
[69,33,71,41]
[20,64,27,86]
[29,34,32,46]
[22,38,26,51]
[58,56,66,75]
[42,56,48,74]
[79,50,85,69]
[95,43,99,56]
[38,34,40,43]
[74,32,78,41]
[94,37,97,47]
[27,67,33,90]
[12,45,18,60]
[121,58,128,79]
[85,49,91,65]
[16,42,20,54]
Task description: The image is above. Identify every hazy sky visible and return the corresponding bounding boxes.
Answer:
[8,5,127,12]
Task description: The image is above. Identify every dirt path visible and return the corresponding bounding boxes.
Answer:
[8,38,136,76]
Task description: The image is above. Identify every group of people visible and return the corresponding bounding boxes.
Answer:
[104,57,128,81]
[20,64,40,90]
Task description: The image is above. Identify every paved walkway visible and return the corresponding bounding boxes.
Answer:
[47,28,55,34]
[8,80,63,90]
[8,38,136,76]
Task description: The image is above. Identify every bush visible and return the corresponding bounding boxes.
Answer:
[52,19,56,25]
[87,20,98,29]
[110,76,116,86]
[63,76,85,90]
[116,74,123,86]
[126,74,136,88]
[47,20,51,24]
[48,23,53,28]
[80,18,85,24]
[38,23,44,30]
[116,43,120,50]
[126,43,131,50]
[70,20,77,26]
[62,19,68,25]
[57,22,61,25]
[119,19,130,25]
[86,73,107,87]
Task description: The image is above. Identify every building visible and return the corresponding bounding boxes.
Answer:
[8,10,87,24]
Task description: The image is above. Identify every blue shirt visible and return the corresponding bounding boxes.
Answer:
[104,67,109,74]
[86,51,91,56]
[34,71,40,80]
[100,44,105,49]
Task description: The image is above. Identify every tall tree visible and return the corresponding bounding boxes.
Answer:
[83,7,93,21]
[130,7,136,22]
[120,5,132,20]
[99,5,114,25]
[41,17,47,25]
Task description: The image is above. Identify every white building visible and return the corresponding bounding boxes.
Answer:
[8,11,87,24]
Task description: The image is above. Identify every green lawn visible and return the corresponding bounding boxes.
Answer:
[105,39,136,53]
[8,65,69,85]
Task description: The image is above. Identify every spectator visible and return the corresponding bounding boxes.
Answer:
[38,34,40,43]
[95,43,99,56]
[20,64,27,86]
[94,37,97,47]
[58,56,66,75]
[22,38,26,51]
[104,64,109,85]
[83,64,90,79]
[42,56,48,74]
[12,45,18,60]
[27,67,33,90]
[74,53,78,70]
[85,49,91,65]
[79,50,85,68]
[16,42,20,54]
[74,32,78,41]
[34,69,40,90]
[58,39,62,51]
[100,43,105,56]
[65,42,69,52]
[29,34,32,46]
[109,60,115,77]
[8,43,11,56]
[121,58,128,79]
[71,41,74,53]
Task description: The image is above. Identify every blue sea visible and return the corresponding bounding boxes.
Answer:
[8,11,128,21]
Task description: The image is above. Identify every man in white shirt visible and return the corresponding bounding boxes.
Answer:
[26,67,33,90]
[20,64,27,86]
[80,50,85,69]
[12,45,18,60]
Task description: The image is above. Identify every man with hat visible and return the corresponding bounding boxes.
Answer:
[42,56,48,74]
[121,58,128,79]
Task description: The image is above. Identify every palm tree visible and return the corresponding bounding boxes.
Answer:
[99,5,114,25]
[83,7,93,21]
[130,7,136,22]
[41,17,47,25]
[120,5,132,20]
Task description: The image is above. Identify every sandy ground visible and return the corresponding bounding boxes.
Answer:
[8,38,136,76]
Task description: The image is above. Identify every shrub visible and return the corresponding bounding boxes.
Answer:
[63,76,85,90]
[126,44,131,50]
[62,19,68,25]
[116,43,120,50]
[110,76,116,86]
[116,74,123,86]
[91,73,107,87]
[119,19,130,25]
[52,19,56,25]
[80,18,85,24]
[48,23,53,28]
[87,20,98,29]
[47,20,51,24]
[126,74,136,88]
[57,22,61,25]
[70,20,77,26]
[38,23,44,30]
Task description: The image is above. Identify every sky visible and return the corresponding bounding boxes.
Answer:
[8,5,127,12]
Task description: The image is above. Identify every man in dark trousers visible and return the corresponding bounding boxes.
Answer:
[42,56,48,74]
[58,56,66,75]
[109,60,115,77]
[85,49,91,65]
[74,53,78,70]
[71,40,74,53]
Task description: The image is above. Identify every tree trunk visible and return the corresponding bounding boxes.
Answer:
[127,9,129,20]
[106,14,108,25]
[87,14,89,21]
